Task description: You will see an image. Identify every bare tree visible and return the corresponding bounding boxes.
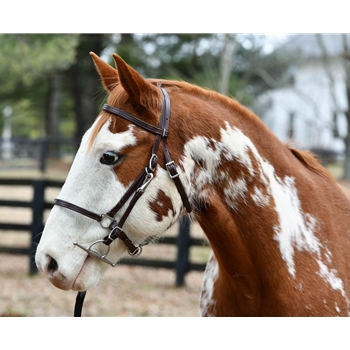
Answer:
[341,34,350,179]
[316,33,350,179]
[218,34,237,96]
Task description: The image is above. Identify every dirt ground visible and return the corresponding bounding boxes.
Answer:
[0,253,204,317]
[0,222,207,317]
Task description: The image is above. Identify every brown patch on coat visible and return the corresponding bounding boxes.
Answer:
[149,189,175,221]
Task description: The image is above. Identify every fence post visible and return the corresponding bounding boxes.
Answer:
[39,138,49,172]
[175,216,191,287]
[30,179,46,275]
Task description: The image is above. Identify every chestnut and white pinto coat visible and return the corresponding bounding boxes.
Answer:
[35,52,350,316]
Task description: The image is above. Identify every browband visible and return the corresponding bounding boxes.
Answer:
[102,104,169,137]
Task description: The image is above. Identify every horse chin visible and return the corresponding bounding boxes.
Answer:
[71,256,106,292]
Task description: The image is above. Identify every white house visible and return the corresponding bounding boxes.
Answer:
[256,34,349,156]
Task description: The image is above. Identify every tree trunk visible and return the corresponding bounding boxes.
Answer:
[69,62,83,141]
[48,71,62,140]
[44,70,62,158]
[67,34,108,143]
[44,71,61,138]
[218,34,237,96]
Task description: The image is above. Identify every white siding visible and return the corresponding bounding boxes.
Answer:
[258,56,347,153]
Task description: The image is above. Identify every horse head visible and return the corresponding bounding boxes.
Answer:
[35,53,191,291]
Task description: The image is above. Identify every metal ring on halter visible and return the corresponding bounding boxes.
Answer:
[128,246,142,257]
[107,227,120,242]
[100,213,114,228]
[74,239,110,258]
[89,240,111,259]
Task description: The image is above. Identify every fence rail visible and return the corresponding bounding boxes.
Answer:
[0,178,208,285]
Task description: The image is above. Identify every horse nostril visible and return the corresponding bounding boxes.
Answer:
[47,256,59,274]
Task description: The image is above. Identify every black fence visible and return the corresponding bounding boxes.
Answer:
[0,178,208,286]
[0,137,80,172]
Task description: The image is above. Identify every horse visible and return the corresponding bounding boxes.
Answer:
[35,52,350,316]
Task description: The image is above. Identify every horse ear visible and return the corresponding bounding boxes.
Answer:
[112,54,159,108]
[90,52,119,92]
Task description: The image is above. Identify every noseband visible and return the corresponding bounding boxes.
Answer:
[53,87,191,267]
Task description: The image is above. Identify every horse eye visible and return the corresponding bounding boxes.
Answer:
[100,151,120,165]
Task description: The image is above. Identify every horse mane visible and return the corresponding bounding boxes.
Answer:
[289,147,337,184]
[156,79,257,121]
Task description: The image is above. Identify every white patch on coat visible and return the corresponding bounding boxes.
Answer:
[182,121,348,305]
[268,176,321,278]
[325,247,333,264]
[317,260,347,298]
[224,178,248,211]
[335,303,341,314]
[219,124,255,176]
[183,136,222,189]
[200,251,219,316]
[251,186,270,207]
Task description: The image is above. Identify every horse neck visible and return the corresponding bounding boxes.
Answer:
[181,97,298,286]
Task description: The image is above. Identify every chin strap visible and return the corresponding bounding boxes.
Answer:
[74,291,87,317]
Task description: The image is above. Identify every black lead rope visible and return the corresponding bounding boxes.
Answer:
[74,291,87,317]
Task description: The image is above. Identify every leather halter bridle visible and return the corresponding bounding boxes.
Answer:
[53,87,191,268]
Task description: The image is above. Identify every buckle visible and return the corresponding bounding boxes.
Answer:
[149,154,158,172]
[99,213,114,228]
[166,161,180,179]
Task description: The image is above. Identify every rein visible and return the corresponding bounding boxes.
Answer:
[52,87,191,316]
